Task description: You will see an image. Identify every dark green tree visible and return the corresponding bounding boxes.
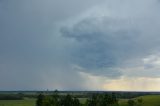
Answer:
[36,94,45,106]
[137,98,142,103]
[73,97,80,106]
[50,90,60,106]
[61,94,73,106]
[137,98,143,106]
[128,99,135,106]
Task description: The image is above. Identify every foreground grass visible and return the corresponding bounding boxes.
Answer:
[0,98,36,106]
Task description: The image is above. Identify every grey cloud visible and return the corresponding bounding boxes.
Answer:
[1,0,160,90]
[0,0,103,90]
[60,10,160,77]
[61,17,139,68]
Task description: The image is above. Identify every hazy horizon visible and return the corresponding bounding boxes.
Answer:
[1,0,160,91]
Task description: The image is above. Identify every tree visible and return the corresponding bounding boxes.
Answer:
[61,94,73,106]
[111,93,119,106]
[85,93,119,106]
[128,99,135,106]
[137,98,142,103]
[85,94,97,106]
[137,98,143,106]
[73,97,80,106]
[36,94,45,106]
[50,90,60,106]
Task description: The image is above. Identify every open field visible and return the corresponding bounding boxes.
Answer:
[0,98,36,106]
[0,91,160,106]
[119,95,160,106]
[0,95,160,106]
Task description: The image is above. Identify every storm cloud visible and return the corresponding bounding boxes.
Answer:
[0,0,160,90]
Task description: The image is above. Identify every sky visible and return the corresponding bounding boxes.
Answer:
[0,0,160,91]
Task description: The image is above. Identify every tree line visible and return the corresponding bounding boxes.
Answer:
[36,91,118,106]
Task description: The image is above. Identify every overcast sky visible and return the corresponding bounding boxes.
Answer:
[1,0,160,91]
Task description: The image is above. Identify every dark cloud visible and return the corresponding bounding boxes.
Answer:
[0,0,160,90]
[60,11,160,77]
[61,17,138,69]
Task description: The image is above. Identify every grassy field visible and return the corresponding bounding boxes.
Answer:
[119,95,160,106]
[0,98,36,106]
[0,95,160,106]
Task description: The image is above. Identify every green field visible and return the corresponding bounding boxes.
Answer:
[0,98,36,106]
[119,95,160,106]
[1,95,160,106]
